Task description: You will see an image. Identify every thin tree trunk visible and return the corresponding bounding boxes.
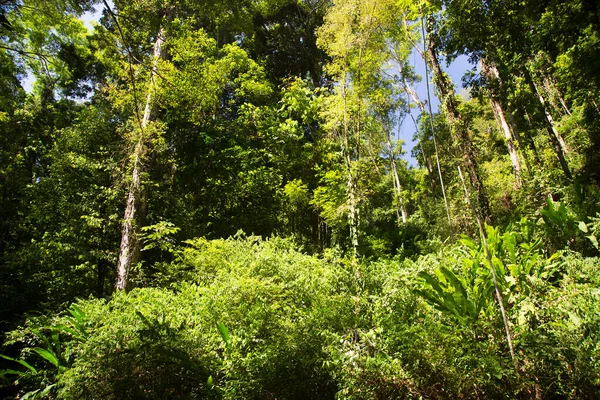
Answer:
[405,80,436,186]
[409,109,436,191]
[506,105,533,174]
[543,75,571,117]
[341,68,360,259]
[415,20,453,225]
[491,97,522,185]
[532,78,569,154]
[116,22,168,291]
[394,31,447,214]
[426,18,491,223]
[387,130,408,224]
[525,70,572,180]
[346,143,360,258]
[522,108,544,167]
[480,59,522,186]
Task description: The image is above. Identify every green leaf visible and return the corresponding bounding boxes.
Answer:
[417,271,445,297]
[217,322,231,349]
[578,221,588,233]
[587,235,599,250]
[0,354,37,374]
[0,368,29,377]
[413,289,449,313]
[31,329,51,349]
[39,384,57,397]
[465,298,476,319]
[439,267,468,301]
[34,348,59,368]
[503,231,517,264]
[207,375,214,389]
[507,263,519,280]
[55,324,85,342]
[458,235,478,250]
[21,389,41,400]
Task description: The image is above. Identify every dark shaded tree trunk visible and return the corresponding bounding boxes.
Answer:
[97,259,108,297]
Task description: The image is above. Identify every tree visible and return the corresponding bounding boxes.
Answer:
[425,15,491,222]
[111,3,172,290]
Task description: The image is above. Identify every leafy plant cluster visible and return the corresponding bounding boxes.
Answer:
[2,234,599,399]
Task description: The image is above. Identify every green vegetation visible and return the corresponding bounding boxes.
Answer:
[1,0,599,398]
[3,236,599,398]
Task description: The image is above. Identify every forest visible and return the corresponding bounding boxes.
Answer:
[0,0,599,398]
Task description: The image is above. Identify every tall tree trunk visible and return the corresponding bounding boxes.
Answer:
[505,105,533,174]
[522,108,544,167]
[345,133,359,258]
[524,69,572,180]
[532,77,569,154]
[341,70,360,259]
[491,97,522,185]
[426,18,491,223]
[387,129,408,224]
[403,76,436,189]
[480,59,522,186]
[407,19,452,225]
[543,75,571,117]
[115,21,168,291]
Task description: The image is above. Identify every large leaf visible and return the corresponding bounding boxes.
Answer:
[39,384,57,397]
[0,368,29,377]
[34,347,59,368]
[440,267,468,301]
[587,235,599,250]
[459,235,478,251]
[503,231,517,264]
[55,324,86,342]
[413,289,452,314]
[66,304,88,337]
[0,354,37,374]
[417,271,445,297]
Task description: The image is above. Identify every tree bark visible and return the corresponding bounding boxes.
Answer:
[505,104,533,173]
[491,97,522,185]
[341,70,360,259]
[525,69,572,180]
[480,59,522,186]
[543,75,571,117]
[115,22,168,291]
[387,130,408,224]
[532,78,569,154]
[426,18,491,223]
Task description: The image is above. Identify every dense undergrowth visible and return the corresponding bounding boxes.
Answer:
[2,222,599,399]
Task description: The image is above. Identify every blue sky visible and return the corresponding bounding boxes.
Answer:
[81,3,104,31]
[397,51,473,165]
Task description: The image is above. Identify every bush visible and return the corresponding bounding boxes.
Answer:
[2,236,599,399]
